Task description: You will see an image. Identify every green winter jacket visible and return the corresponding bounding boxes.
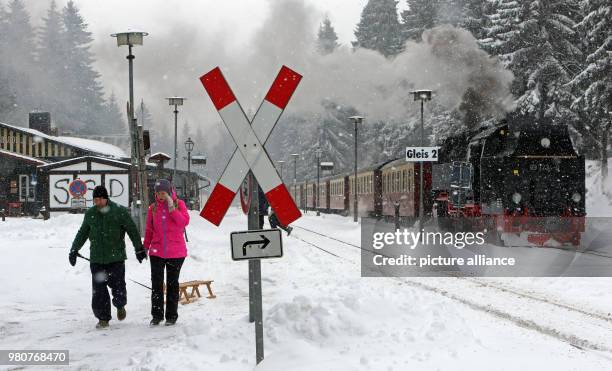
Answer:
[70,201,144,264]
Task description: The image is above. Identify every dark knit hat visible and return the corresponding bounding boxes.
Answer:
[154,179,173,194]
[93,185,109,199]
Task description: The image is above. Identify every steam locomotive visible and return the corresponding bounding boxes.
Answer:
[295,115,585,246]
[432,115,585,246]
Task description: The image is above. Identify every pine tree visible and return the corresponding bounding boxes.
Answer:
[101,92,125,134]
[401,0,438,42]
[3,0,36,123]
[353,0,403,57]
[569,0,612,192]
[481,0,582,120]
[460,0,489,40]
[514,0,582,119]
[61,0,105,133]
[317,16,340,55]
[37,0,68,123]
[0,3,16,118]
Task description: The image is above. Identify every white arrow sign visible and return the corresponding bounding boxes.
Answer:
[230,229,283,260]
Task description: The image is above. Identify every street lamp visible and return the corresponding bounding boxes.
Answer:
[411,90,432,233]
[185,137,194,206]
[166,96,186,182]
[111,29,149,233]
[291,153,300,203]
[349,116,364,222]
[315,148,322,216]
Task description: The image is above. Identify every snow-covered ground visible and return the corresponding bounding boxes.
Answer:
[1,160,612,370]
[1,206,612,370]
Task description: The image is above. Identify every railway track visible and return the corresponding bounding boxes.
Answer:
[290,224,612,354]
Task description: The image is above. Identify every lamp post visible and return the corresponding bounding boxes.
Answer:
[315,148,322,216]
[411,90,432,233]
[166,96,186,183]
[349,116,364,222]
[185,137,194,207]
[291,153,299,203]
[111,29,149,233]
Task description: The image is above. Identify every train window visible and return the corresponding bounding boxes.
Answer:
[395,172,399,193]
[386,174,389,193]
[393,171,399,193]
[383,174,387,193]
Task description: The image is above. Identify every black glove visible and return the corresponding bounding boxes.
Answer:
[69,251,77,266]
[136,249,148,263]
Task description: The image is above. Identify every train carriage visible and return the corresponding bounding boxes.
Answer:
[348,165,382,217]
[380,160,432,220]
[329,175,349,213]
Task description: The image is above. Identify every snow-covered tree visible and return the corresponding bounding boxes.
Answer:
[354,0,403,57]
[401,0,438,42]
[37,1,68,122]
[481,0,582,120]
[2,0,36,123]
[61,0,105,133]
[317,16,340,55]
[460,0,489,40]
[569,0,612,192]
[0,3,16,118]
[100,92,125,134]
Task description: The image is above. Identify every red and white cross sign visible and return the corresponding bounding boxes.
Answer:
[199,66,302,226]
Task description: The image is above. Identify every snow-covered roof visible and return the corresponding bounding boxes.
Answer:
[0,122,127,159]
[0,148,49,165]
[56,136,127,158]
[38,155,130,169]
[149,152,171,160]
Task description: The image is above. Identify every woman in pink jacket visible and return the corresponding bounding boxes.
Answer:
[143,179,190,326]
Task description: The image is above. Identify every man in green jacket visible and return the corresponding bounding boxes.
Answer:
[69,185,148,329]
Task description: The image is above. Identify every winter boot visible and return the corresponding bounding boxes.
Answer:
[96,320,109,329]
[117,307,126,321]
[165,318,177,326]
[150,318,162,326]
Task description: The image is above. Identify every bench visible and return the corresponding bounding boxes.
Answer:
[164,280,216,304]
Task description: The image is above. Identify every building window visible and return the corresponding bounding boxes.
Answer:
[19,175,35,202]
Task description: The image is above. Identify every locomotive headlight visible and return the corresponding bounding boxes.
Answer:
[541,137,551,148]
[572,192,581,203]
[512,192,522,204]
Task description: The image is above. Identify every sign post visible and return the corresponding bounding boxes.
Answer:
[198,65,302,365]
[406,146,439,233]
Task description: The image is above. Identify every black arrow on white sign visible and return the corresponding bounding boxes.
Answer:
[242,235,271,256]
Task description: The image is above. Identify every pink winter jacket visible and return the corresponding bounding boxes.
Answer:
[143,190,190,258]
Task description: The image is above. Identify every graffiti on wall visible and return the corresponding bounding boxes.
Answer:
[49,174,129,208]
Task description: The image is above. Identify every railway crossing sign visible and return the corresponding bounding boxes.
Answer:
[406,146,441,162]
[230,229,283,261]
[199,65,302,226]
[197,65,302,365]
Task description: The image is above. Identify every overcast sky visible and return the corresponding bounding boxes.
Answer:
[24,0,407,143]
